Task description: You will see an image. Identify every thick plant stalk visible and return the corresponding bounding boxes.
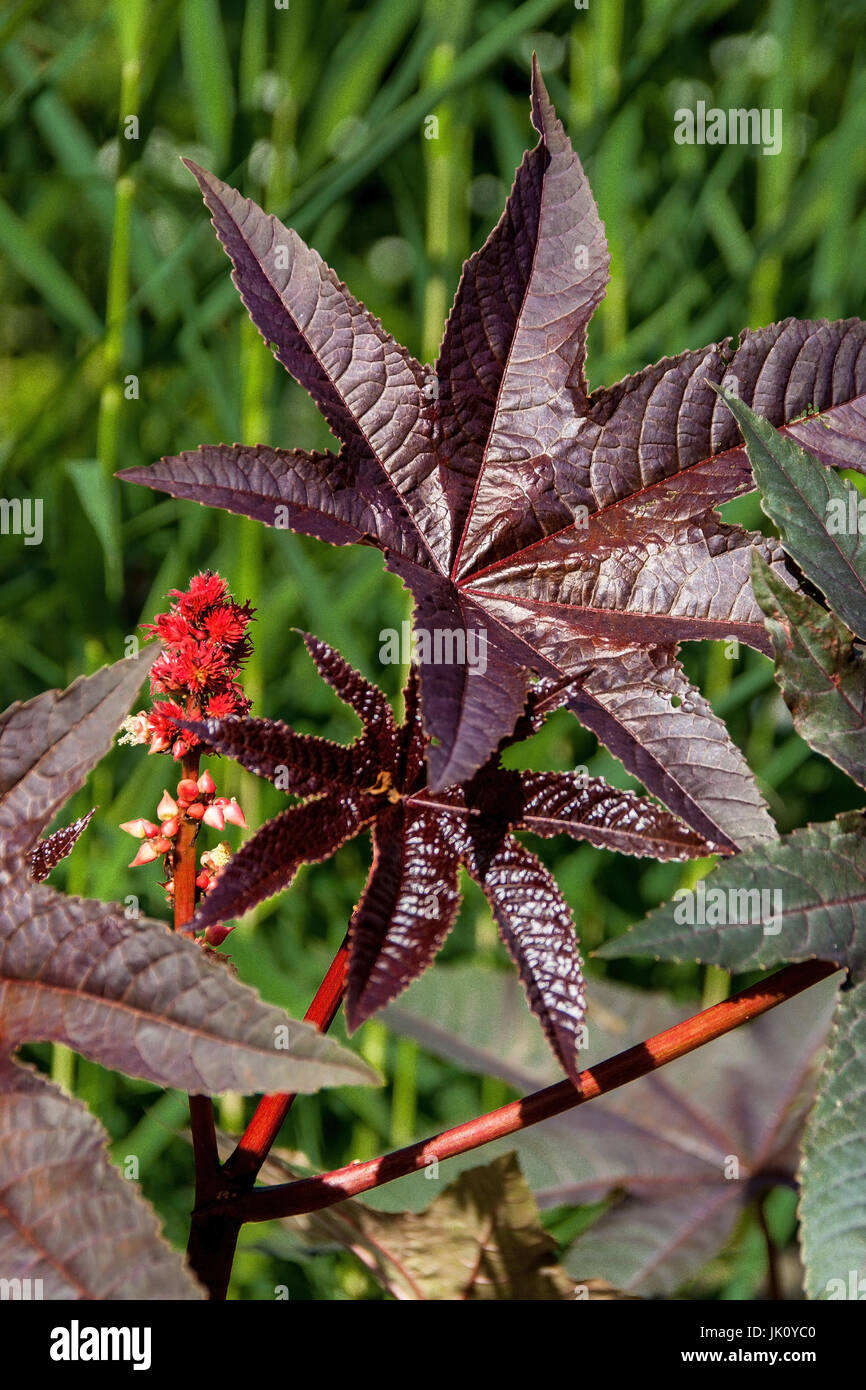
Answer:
[205,959,838,1226]
[173,750,229,1294]
[189,929,351,1297]
[224,933,351,1182]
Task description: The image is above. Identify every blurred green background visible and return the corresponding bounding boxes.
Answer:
[2,0,865,1299]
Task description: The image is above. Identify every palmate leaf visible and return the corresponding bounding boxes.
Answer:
[0,1056,204,1300]
[382,965,837,1296]
[597,812,866,979]
[188,638,719,1085]
[0,656,377,1096]
[121,62,866,849]
[798,979,866,1300]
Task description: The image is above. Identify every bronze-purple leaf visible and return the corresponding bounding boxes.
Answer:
[0,1055,205,1299]
[119,60,866,848]
[30,807,95,882]
[0,656,376,1096]
[189,637,723,1085]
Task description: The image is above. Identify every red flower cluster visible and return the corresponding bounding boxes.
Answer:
[120,572,254,760]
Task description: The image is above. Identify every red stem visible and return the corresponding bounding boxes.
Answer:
[224,933,350,1181]
[203,959,837,1226]
[172,750,228,1297]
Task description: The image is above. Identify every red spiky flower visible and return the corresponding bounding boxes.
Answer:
[119,571,254,761]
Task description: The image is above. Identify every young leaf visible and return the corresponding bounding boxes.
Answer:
[121,64,866,849]
[0,1056,204,1300]
[187,639,719,1085]
[0,658,377,1096]
[752,553,866,789]
[30,807,95,882]
[714,383,866,639]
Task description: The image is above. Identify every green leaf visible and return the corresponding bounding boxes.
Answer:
[596,811,866,1299]
[799,979,866,1299]
[752,551,866,788]
[714,383,866,639]
[66,459,123,583]
[0,195,102,339]
[180,0,236,169]
[597,814,866,978]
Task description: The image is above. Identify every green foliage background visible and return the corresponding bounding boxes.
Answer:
[1,0,864,1298]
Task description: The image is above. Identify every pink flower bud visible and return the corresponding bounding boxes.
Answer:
[129,841,160,867]
[151,837,172,855]
[176,778,199,804]
[157,790,179,820]
[205,920,232,947]
[197,769,216,796]
[196,870,211,890]
[202,804,225,830]
[120,818,159,839]
[172,739,188,761]
[160,817,179,838]
[222,799,247,828]
[148,736,170,755]
[186,801,205,820]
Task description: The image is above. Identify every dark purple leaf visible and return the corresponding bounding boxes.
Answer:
[344,806,462,1031]
[195,794,377,935]
[518,772,720,859]
[189,638,719,1081]
[119,442,429,561]
[30,807,95,882]
[463,832,586,1086]
[178,158,452,566]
